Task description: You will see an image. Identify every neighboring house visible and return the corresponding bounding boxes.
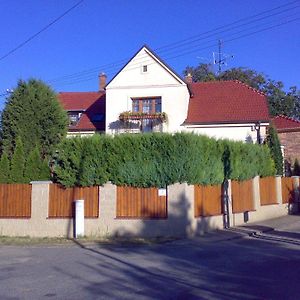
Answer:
[58,45,270,143]
[58,90,105,136]
[183,81,269,142]
[272,115,300,162]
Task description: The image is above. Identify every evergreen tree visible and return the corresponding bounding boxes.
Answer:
[265,125,283,175]
[0,152,10,183]
[24,146,51,182]
[293,159,300,176]
[39,159,51,181]
[0,79,68,157]
[10,137,26,183]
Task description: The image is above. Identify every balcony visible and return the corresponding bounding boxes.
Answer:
[118,111,167,133]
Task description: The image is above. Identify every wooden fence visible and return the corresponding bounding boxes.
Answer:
[194,184,222,217]
[0,184,31,218]
[48,184,99,218]
[281,177,295,204]
[231,179,254,213]
[259,177,277,205]
[116,186,167,218]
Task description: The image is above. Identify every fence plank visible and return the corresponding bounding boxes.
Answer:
[281,177,294,204]
[48,184,99,218]
[0,184,31,218]
[259,177,277,206]
[116,186,167,218]
[194,184,222,217]
[231,179,254,213]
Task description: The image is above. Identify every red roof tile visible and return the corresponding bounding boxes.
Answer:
[58,92,105,131]
[272,115,300,132]
[185,80,270,124]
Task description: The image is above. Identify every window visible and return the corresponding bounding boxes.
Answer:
[68,111,82,126]
[132,100,139,113]
[142,65,148,73]
[131,97,162,114]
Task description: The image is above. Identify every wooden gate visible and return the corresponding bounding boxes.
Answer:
[281,177,295,204]
[116,186,167,218]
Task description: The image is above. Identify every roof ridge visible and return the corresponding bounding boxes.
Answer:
[275,114,300,123]
[191,80,266,97]
[59,91,102,94]
[232,80,266,97]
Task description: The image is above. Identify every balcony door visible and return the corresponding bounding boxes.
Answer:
[132,97,162,132]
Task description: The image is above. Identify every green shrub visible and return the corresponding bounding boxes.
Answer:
[53,133,275,187]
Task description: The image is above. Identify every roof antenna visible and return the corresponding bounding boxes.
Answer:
[213,40,234,74]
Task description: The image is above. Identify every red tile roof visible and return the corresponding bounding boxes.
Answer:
[58,92,105,131]
[185,80,270,124]
[272,115,300,132]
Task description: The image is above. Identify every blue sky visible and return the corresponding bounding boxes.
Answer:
[0,0,299,110]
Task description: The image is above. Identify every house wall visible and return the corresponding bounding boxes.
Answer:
[105,47,190,134]
[0,177,298,238]
[278,131,300,162]
[183,123,268,143]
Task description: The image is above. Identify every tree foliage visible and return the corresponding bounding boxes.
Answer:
[265,124,283,175]
[183,64,300,119]
[0,152,10,183]
[0,79,68,157]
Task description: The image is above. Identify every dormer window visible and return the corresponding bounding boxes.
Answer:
[68,111,82,126]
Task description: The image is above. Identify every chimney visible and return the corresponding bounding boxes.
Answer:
[185,73,193,84]
[98,72,107,91]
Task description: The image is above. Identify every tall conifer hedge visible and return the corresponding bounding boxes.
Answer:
[53,133,275,187]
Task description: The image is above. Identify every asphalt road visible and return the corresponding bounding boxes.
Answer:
[1,216,300,300]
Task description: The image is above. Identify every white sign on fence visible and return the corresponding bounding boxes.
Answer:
[158,188,167,197]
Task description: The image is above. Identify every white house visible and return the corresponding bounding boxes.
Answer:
[105,45,190,134]
[58,45,270,143]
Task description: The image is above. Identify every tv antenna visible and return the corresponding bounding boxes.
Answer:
[213,40,234,74]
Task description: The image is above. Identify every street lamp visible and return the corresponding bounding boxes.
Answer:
[254,122,261,144]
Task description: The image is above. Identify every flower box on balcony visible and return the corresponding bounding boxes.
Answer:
[119,111,167,123]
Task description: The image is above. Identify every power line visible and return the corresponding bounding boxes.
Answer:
[48,1,300,86]
[156,0,300,51]
[0,0,84,62]
[52,14,300,88]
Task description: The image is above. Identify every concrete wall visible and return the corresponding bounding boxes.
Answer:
[0,177,298,238]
